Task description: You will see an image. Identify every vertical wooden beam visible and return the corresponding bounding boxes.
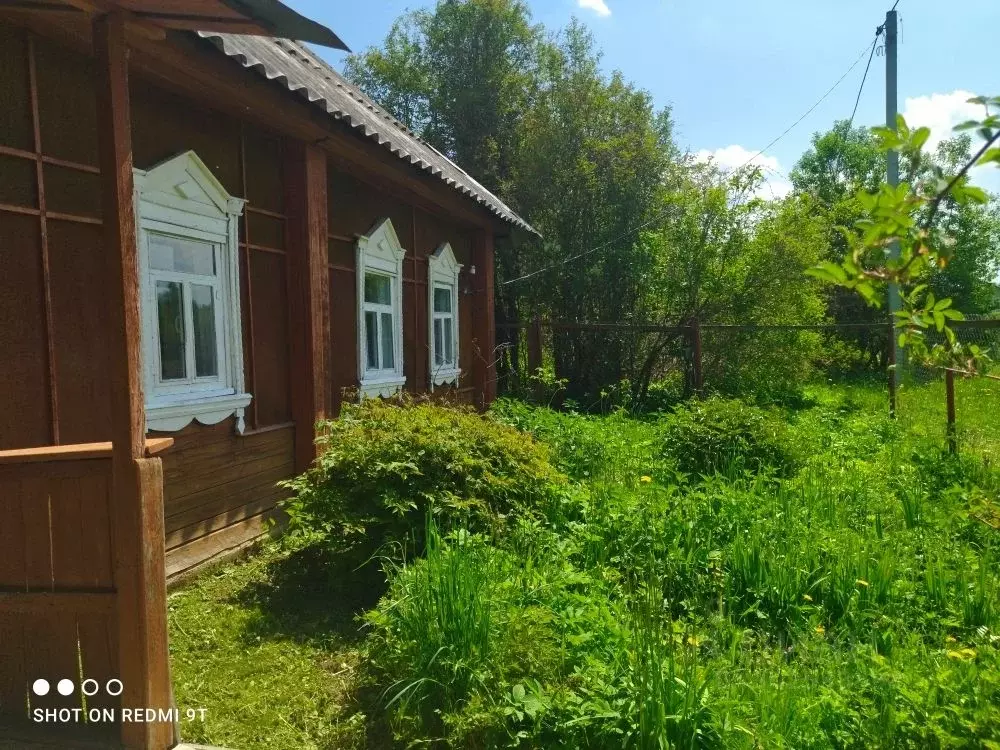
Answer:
[238,125,260,430]
[285,141,330,473]
[887,322,897,419]
[472,229,497,408]
[412,206,421,393]
[94,13,172,749]
[690,316,703,398]
[946,368,957,454]
[527,315,543,402]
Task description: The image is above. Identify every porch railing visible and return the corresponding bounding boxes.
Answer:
[0,438,171,742]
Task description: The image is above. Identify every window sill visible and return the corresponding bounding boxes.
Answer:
[430,367,461,388]
[146,391,253,434]
[359,375,406,398]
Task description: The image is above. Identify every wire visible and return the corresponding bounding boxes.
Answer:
[733,40,876,177]
[503,39,879,288]
[848,30,883,127]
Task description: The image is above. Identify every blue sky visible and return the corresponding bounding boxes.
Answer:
[292,0,1000,195]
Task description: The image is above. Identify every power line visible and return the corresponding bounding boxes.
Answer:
[733,39,876,178]
[848,30,883,127]
[503,38,879,288]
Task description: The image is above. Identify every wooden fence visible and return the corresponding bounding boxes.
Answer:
[498,316,1000,446]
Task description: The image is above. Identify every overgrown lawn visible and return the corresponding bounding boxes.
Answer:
[168,379,1000,748]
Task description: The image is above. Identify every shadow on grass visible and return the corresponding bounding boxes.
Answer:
[230,540,396,749]
[234,541,388,646]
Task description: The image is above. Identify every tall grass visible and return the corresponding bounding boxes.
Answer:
[364,383,1000,747]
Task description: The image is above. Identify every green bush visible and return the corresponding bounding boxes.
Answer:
[280,397,566,555]
[660,396,795,477]
[490,398,612,480]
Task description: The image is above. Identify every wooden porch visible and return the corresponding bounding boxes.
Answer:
[1,9,188,750]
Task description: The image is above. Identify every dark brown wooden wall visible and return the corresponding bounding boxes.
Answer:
[0,21,491,578]
[327,167,477,413]
[0,24,295,576]
[0,25,293,449]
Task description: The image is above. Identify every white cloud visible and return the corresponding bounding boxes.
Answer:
[901,90,980,153]
[694,145,793,200]
[902,89,999,194]
[577,0,611,17]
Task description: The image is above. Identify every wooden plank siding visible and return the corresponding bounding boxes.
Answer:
[0,457,120,739]
[0,17,496,587]
[160,420,294,579]
[327,168,479,414]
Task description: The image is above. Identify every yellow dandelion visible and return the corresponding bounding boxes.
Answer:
[855,579,870,588]
[946,648,977,661]
[815,625,825,634]
[686,635,701,647]
[802,594,813,602]
[640,475,652,483]
[946,635,957,643]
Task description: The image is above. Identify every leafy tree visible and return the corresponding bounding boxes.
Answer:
[345,0,540,194]
[920,136,1000,315]
[345,0,543,348]
[511,20,673,398]
[809,96,1000,375]
[792,122,889,368]
[635,163,828,402]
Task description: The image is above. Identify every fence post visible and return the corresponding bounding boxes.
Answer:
[946,368,957,454]
[527,315,543,400]
[690,316,703,398]
[887,322,897,419]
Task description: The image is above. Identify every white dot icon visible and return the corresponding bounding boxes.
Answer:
[57,679,74,696]
[32,679,50,696]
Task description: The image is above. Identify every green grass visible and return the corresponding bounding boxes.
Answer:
[168,378,1000,749]
[168,538,385,749]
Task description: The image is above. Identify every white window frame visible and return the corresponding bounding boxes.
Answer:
[356,218,406,397]
[427,242,462,389]
[133,151,251,433]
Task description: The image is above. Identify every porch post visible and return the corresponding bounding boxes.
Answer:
[94,12,173,749]
[285,142,331,472]
[472,229,497,408]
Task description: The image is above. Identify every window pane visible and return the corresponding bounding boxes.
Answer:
[444,318,454,365]
[156,280,186,380]
[434,318,444,366]
[380,311,394,369]
[364,273,391,305]
[365,310,379,370]
[149,234,215,275]
[191,284,218,377]
[434,286,452,313]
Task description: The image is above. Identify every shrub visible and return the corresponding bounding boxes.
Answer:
[659,396,795,477]
[280,397,566,555]
[490,398,612,480]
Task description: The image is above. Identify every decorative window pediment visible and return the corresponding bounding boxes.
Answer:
[357,218,406,397]
[428,243,462,388]
[134,151,251,433]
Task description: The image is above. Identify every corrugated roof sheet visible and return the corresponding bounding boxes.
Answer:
[219,0,349,50]
[198,32,538,236]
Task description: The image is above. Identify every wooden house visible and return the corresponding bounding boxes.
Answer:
[0,2,535,747]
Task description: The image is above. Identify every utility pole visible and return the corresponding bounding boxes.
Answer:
[885,9,903,400]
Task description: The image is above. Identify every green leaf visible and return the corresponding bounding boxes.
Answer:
[976,148,1000,167]
[910,126,931,151]
[806,261,848,284]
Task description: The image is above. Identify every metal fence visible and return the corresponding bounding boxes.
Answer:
[496,316,1000,452]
